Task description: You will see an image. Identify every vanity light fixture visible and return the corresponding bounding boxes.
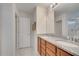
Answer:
[50,3,58,8]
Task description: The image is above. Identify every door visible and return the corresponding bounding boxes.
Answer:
[17,16,30,48]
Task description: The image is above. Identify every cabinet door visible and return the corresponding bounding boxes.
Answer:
[57,48,61,56]
[46,41,56,53]
[36,6,47,34]
[46,48,55,56]
[40,48,46,56]
[57,48,73,56]
[40,38,46,56]
[61,50,72,56]
[46,41,56,56]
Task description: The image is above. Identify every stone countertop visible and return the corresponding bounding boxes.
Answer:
[38,34,79,56]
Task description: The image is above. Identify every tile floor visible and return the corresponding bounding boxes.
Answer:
[16,48,37,56]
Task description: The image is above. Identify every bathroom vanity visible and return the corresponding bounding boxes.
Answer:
[37,35,79,56]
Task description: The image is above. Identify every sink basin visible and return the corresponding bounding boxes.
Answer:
[57,41,79,47]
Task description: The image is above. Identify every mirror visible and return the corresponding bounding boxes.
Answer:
[67,19,79,30]
[67,19,79,38]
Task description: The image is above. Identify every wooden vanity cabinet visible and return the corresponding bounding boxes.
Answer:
[37,37,73,56]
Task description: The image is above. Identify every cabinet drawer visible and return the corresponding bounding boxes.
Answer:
[46,41,56,53]
[46,48,55,56]
[41,44,45,50]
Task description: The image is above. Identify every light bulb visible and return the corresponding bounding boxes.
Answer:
[50,4,54,8]
[50,3,58,8]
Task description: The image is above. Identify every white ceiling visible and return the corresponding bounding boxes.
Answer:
[16,3,79,15]
[16,3,50,13]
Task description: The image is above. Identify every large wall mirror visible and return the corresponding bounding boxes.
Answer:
[67,19,79,38]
